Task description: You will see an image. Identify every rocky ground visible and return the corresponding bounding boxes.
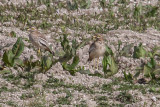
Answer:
[0,0,160,107]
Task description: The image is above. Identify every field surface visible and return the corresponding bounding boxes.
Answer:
[0,0,160,107]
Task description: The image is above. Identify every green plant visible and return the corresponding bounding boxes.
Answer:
[123,71,133,83]
[23,55,40,71]
[99,0,106,8]
[143,58,156,79]
[67,0,78,10]
[58,34,89,75]
[40,54,53,72]
[148,46,160,58]
[39,21,52,29]
[79,0,91,9]
[133,43,147,58]
[145,6,159,17]
[116,91,135,103]
[67,0,91,10]
[2,37,24,67]
[62,55,79,75]
[10,31,16,37]
[23,54,53,72]
[120,43,134,57]
[135,57,160,80]
[133,4,143,23]
[102,45,118,77]
[56,96,71,105]
[132,46,160,81]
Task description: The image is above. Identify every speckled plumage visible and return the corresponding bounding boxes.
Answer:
[88,35,105,61]
[28,28,54,55]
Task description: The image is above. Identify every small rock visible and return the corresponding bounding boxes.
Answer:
[37,5,47,11]
[33,84,43,91]
[34,73,48,82]
[151,96,156,102]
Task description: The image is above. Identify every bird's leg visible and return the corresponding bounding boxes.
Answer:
[88,59,91,70]
[37,48,41,57]
[97,58,99,70]
[93,58,96,71]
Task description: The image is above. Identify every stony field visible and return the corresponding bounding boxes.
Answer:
[0,0,160,107]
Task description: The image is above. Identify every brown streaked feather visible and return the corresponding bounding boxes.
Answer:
[89,42,96,54]
[28,29,54,55]
[88,42,96,61]
[88,35,105,61]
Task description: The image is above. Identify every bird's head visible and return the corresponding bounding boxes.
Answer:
[93,34,103,41]
[27,27,37,32]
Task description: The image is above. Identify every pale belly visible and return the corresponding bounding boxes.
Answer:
[90,46,106,59]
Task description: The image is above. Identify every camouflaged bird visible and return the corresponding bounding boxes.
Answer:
[28,27,54,55]
[88,35,106,69]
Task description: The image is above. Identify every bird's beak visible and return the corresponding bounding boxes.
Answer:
[27,27,36,32]
[26,27,31,31]
[92,35,97,40]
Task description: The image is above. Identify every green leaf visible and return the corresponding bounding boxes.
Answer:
[133,43,147,58]
[46,57,53,69]
[78,70,92,75]
[105,45,113,56]
[123,71,133,82]
[60,34,70,52]
[62,55,79,71]
[106,55,112,65]
[102,56,107,72]
[0,69,11,74]
[143,65,152,77]
[118,40,122,52]
[67,0,78,10]
[14,58,23,66]
[154,68,160,75]
[41,55,53,72]
[2,50,14,66]
[133,4,142,22]
[120,43,134,57]
[149,58,156,69]
[10,31,16,37]
[148,52,153,58]
[71,39,77,56]
[109,0,115,4]
[12,37,24,58]
[100,0,106,8]
[109,56,118,75]
[148,46,160,58]
[79,0,91,9]
[145,6,159,17]
[134,70,141,78]
[72,39,77,49]
[103,55,118,77]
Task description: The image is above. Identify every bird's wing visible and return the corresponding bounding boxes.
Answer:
[36,31,47,40]
[38,37,48,47]
[35,31,49,48]
[38,37,53,54]
[89,42,96,54]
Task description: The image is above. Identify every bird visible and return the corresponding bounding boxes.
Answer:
[27,27,54,55]
[88,35,106,70]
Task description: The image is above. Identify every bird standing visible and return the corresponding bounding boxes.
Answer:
[27,27,54,55]
[88,35,106,70]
